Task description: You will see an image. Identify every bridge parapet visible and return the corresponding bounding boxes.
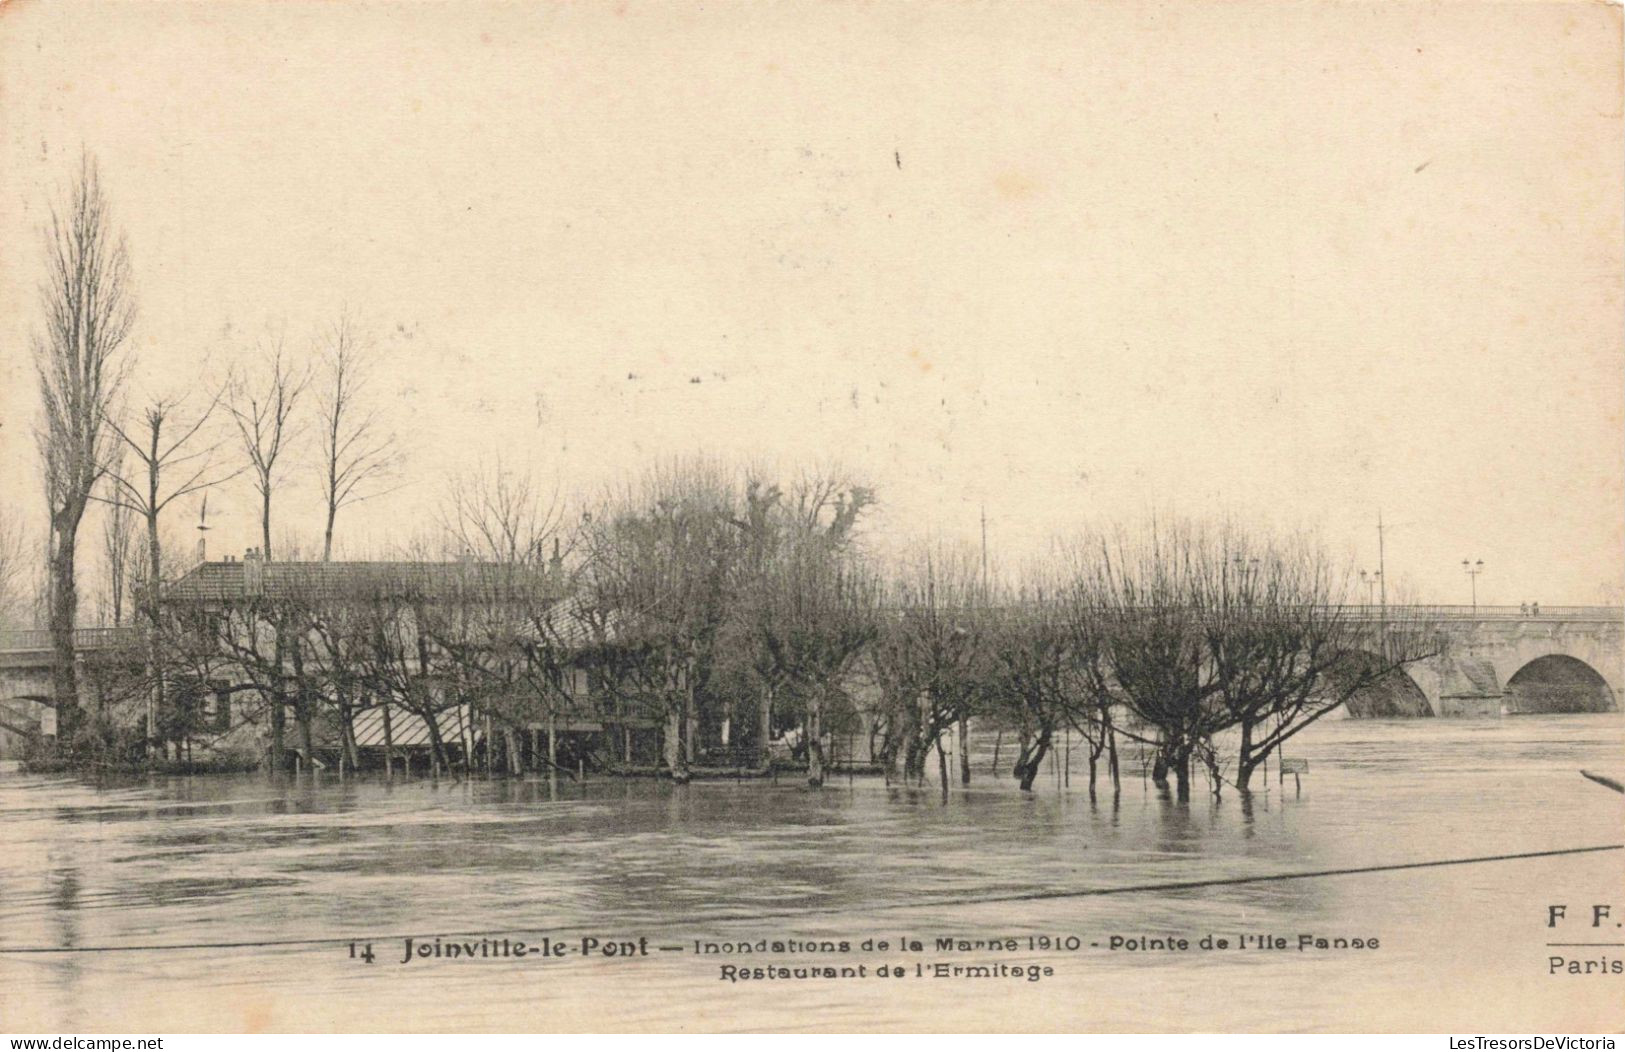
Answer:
[0,627,141,654]
[1336,605,1622,623]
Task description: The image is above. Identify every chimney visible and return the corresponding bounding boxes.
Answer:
[549,537,564,585]
[243,548,264,595]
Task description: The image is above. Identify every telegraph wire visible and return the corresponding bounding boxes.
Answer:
[0,841,1617,956]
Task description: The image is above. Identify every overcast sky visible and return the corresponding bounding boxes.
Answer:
[1,1,1620,606]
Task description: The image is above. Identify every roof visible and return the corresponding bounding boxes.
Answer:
[351,703,481,748]
[163,560,565,604]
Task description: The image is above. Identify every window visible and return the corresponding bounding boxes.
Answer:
[210,681,232,731]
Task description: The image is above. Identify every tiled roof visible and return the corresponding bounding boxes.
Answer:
[163,560,563,604]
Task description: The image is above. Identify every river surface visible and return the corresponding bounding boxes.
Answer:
[2,716,1622,1033]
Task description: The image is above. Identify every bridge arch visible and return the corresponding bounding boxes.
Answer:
[1503,654,1617,714]
[1336,651,1433,718]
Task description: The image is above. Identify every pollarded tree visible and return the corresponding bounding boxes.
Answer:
[727,468,874,777]
[978,571,1121,793]
[1064,520,1230,802]
[869,546,988,789]
[750,533,878,786]
[577,460,744,782]
[1189,525,1438,792]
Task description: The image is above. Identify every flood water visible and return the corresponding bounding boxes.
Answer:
[2,716,1622,1033]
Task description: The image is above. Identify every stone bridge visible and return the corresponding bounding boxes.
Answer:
[1338,606,1622,717]
[0,628,134,756]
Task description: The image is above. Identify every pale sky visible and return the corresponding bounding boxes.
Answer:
[1,0,1621,606]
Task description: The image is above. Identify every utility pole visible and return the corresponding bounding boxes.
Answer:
[1377,510,1389,658]
[1462,558,1485,614]
[979,503,988,594]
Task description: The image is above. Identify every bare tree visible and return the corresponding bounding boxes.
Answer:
[980,574,1095,792]
[1063,520,1231,802]
[225,337,309,562]
[440,460,561,563]
[316,316,399,560]
[748,527,878,787]
[869,546,988,791]
[223,339,309,765]
[1189,527,1438,791]
[33,155,136,741]
[1058,517,1437,800]
[0,509,29,631]
[101,392,238,753]
[99,464,138,626]
[577,459,743,782]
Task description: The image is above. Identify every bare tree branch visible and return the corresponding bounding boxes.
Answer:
[315,314,402,560]
[224,334,310,562]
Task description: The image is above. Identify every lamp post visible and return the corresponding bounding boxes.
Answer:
[1359,569,1381,608]
[1462,559,1485,614]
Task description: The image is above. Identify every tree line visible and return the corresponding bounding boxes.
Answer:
[17,157,1434,798]
[75,456,1430,802]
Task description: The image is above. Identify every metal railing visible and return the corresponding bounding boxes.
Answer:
[0,626,141,653]
[1332,605,1621,621]
[0,604,1617,657]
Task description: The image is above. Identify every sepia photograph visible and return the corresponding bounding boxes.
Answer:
[0,0,1621,1037]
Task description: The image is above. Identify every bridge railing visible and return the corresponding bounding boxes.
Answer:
[0,626,142,653]
[1333,605,1622,621]
[0,605,1618,655]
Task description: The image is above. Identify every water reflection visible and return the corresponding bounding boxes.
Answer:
[0,716,1621,1031]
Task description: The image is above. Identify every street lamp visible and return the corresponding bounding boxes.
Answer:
[1231,556,1259,601]
[1359,569,1382,607]
[1462,558,1485,614]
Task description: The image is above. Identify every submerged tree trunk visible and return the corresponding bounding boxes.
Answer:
[758,684,774,770]
[290,640,314,763]
[335,690,359,773]
[267,619,287,774]
[901,732,925,784]
[139,506,167,759]
[382,703,396,776]
[508,722,525,776]
[1013,719,1054,792]
[664,698,690,784]
[1170,749,1192,802]
[1014,730,1052,792]
[425,712,450,776]
[957,714,971,786]
[806,688,826,788]
[47,524,84,747]
[1235,722,1255,792]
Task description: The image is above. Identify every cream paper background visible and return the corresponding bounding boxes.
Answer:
[0,0,1620,1034]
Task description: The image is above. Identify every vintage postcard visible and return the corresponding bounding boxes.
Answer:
[0,0,1620,1036]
